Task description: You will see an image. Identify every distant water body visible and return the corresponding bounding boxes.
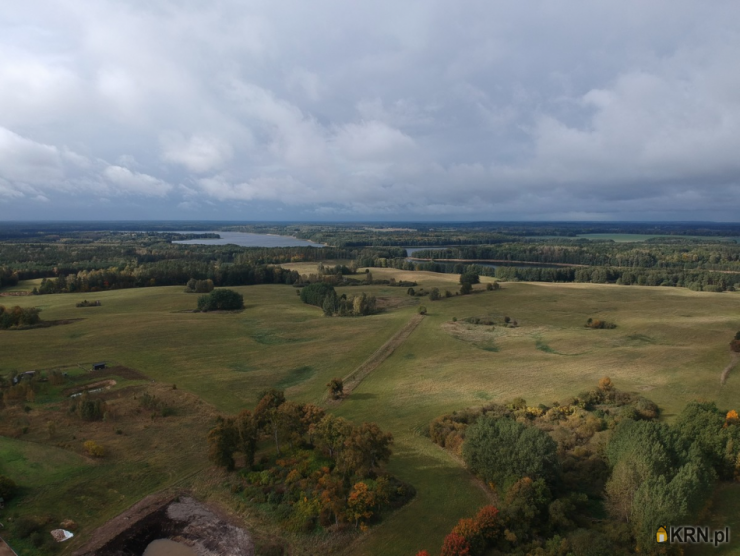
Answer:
[171,231,324,248]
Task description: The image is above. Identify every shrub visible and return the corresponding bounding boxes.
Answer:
[13,517,42,539]
[327,378,344,400]
[84,440,105,457]
[185,278,214,293]
[70,393,107,421]
[585,318,616,329]
[197,289,244,311]
[418,306,427,315]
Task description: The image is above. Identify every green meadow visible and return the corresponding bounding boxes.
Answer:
[2,269,740,554]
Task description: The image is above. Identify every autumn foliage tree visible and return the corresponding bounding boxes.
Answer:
[726,410,739,427]
[207,416,239,470]
[440,532,471,556]
[346,481,376,527]
[422,505,500,556]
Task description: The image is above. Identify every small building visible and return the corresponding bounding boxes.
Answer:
[92,362,106,371]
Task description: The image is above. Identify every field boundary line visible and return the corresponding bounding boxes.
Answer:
[330,314,424,403]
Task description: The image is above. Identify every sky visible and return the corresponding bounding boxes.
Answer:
[1,1,740,221]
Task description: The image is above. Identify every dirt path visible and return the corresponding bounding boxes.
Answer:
[721,352,739,385]
[0,538,18,556]
[331,314,424,403]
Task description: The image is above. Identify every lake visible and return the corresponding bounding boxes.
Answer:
[171,231,324,248]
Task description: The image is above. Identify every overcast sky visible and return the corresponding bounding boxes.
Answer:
[2,1,740,221]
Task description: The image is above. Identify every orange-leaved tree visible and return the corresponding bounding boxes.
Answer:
[346,481,376,527]
[440,532,471,556]
[725,409,739,427]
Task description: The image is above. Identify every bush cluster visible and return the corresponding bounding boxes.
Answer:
[197,288,244,311]
[585,318,616,329]
[0,305,41,329]
[423,380,740,555]
[207,390,412,533]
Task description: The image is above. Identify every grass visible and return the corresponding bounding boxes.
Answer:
[2,271,740,554]
[688,483,740,555]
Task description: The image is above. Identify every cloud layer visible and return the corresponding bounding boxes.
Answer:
[2,1,740,220]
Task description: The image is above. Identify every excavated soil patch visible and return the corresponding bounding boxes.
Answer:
[74,495,253,556]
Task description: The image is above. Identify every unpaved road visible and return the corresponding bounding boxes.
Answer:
[721,353,739,385]
[334,314,424,402]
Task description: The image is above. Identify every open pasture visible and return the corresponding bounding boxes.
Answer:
[2,271,740,554]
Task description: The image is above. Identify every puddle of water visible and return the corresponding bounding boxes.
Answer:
[69,387,106,398]
[142,538,197,556]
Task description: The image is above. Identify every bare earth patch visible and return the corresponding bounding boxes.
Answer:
[442,320,546,343]
[73,494,253,556]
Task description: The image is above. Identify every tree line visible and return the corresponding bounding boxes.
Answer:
[32,261,301,295]
[363,256,740,292]
[412,240,740,271]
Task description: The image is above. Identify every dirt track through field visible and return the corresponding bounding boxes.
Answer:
[721,353,739,385]
[334,314,424,402]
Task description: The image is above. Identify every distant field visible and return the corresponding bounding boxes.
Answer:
[2,270,740,554]
[0,278,42,293]
[575,233,740,242]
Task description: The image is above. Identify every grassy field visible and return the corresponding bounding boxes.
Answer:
[2,271,740,554]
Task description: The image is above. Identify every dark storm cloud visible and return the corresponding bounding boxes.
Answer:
[1,0,740,220]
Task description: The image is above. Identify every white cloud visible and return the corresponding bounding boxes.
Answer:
[160,132,233,173]
[0,127,66,184]
[102,165,172,196]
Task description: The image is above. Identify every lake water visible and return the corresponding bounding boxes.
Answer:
[142,539,196,556]
[171,231,324,248]
[404,246,450,257]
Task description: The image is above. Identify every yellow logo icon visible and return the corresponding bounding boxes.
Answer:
[657,526,668,543]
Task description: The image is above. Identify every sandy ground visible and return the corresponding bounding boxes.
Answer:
[0,538,18,556]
